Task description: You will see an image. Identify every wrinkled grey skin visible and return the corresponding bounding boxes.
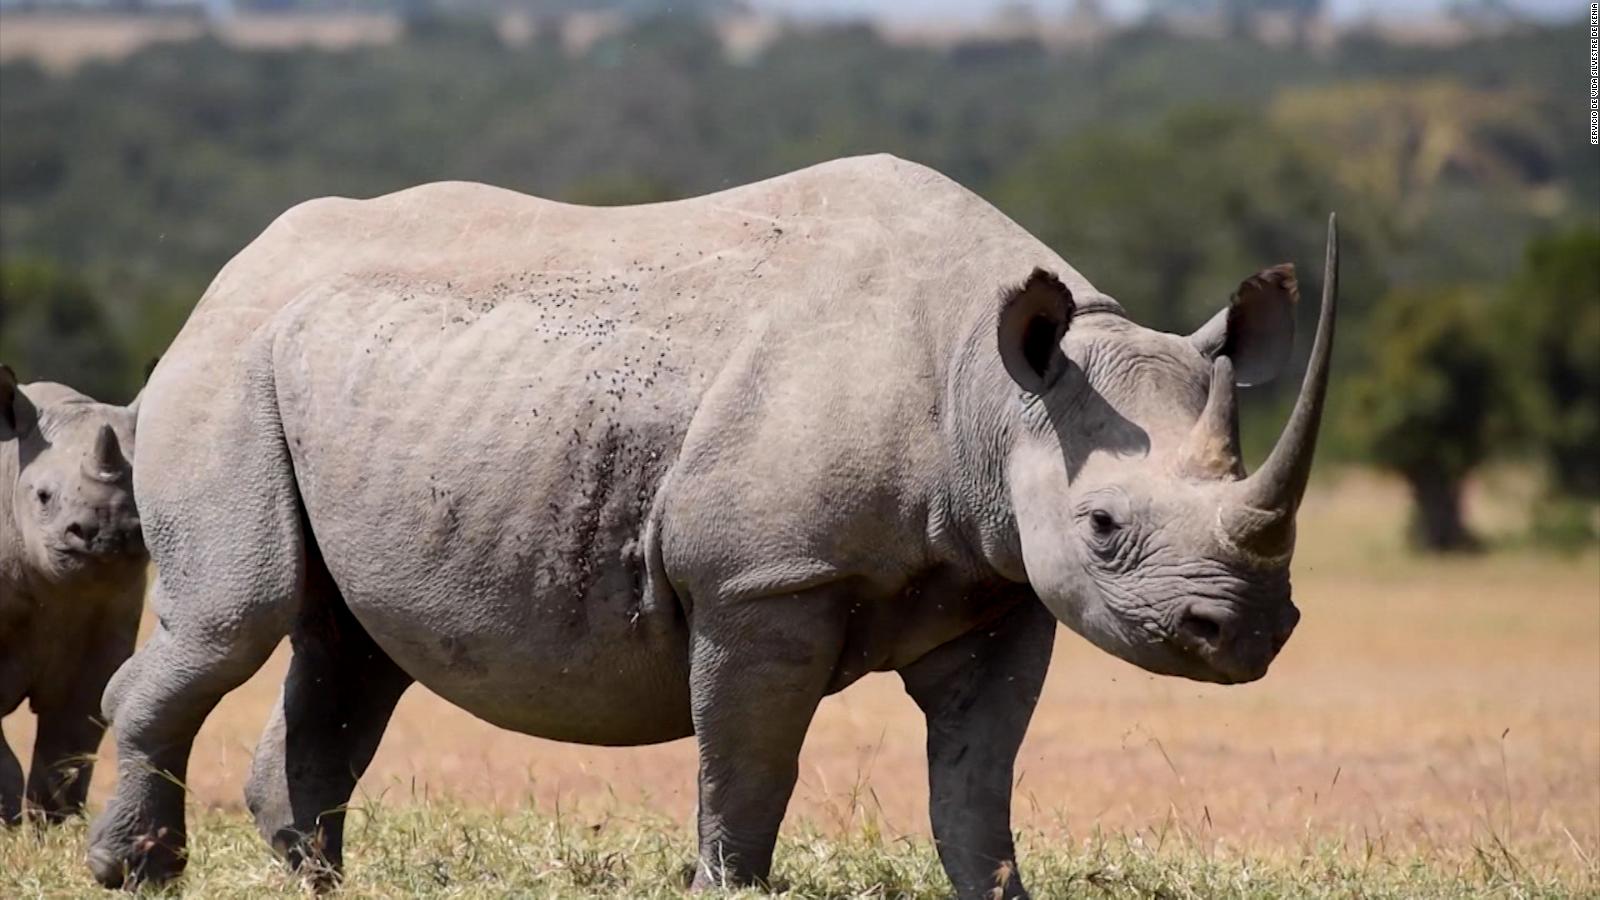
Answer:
[1,367,145,825]
[86,155,1337,897]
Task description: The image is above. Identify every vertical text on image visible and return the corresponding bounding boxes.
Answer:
[1590,4,1599,143]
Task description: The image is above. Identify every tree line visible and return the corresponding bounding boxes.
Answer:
[0,13,1594,549]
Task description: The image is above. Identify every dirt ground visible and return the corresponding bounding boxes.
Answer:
[4,469,1597,871]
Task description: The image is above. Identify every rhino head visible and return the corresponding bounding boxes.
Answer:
[992,217,1338,684]
[1,365,145,583]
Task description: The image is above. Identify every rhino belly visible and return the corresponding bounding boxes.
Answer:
[273,283,702,746]
[332,563,693,746]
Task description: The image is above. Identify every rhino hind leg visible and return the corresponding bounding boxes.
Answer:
[245,538,413,888]
[898,594,1055,900]
[688,586,850,890]
[86,574,294,888]
[87,399,304,889]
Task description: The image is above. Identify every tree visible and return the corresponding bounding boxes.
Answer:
[1502,227,1600,502]
[1271,81,1561,235]
[1346,287,1497,552]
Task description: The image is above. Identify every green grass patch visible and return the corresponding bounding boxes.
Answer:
[3,802,1593,898]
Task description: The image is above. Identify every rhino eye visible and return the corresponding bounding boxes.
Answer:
[1089,509,1119,536]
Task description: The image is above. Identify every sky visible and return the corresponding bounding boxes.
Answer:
[756,0,1584,24]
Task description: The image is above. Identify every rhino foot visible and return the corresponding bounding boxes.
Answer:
[85,820,187,890]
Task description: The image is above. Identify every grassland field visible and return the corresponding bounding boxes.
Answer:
[3,469,1597,898]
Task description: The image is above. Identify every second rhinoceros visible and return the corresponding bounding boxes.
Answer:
[88,155,1336,898]
[2,367,144,825]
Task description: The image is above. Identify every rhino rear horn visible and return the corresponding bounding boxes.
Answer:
[1177,356,1244,480]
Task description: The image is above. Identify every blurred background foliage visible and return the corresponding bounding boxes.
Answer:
[1345,284,1499,552]
[0,1,1595,550]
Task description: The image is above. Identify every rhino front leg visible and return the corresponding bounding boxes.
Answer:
[0,723,21,825]
[24,705,106,822]
[898,594,1055,900]
[689,587,848,889]
[245,566,412,887]
[2,661,26,824]
[25,617,137,822]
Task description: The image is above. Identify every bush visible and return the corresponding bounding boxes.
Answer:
[0,259,132,403]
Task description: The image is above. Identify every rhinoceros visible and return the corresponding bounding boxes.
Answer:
[86,155,1336,897]
[1,367,144,824]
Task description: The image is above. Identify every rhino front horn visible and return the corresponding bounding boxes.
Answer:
[1227,214,1338,554]
[86,423,128,481]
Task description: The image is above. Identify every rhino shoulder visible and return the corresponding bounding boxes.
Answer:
[783,153,983,211]
[803,152,953,188]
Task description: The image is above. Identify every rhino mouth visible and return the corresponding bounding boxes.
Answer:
[50,532,146,566]
[1168,599,1299,684]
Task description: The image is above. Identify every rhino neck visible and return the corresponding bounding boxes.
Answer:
[939,316,1029,585]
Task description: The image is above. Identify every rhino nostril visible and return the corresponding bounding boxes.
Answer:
[1179,610,1224,646]
[66,521,99,546]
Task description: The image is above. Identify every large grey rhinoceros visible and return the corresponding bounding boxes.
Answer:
[2,367,145,825]
[87,155,1336,897]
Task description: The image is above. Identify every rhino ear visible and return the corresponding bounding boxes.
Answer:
[1,364,38,441]
[998,268,1075,393]
[127,354,159,427]
[1190,264,1297,388]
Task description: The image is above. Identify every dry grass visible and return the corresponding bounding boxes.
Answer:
[3,469,1597,896]
[2,804,1589,898]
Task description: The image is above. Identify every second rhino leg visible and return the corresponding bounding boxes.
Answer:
[2,656,27,824]
[24,615,139,822]
[24,703,107,822]
[689,587,848,889]
[245,545,413,883]
[1,722,21,825]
